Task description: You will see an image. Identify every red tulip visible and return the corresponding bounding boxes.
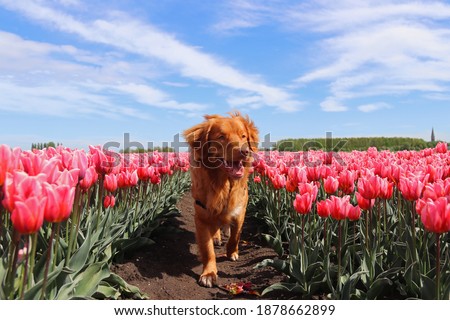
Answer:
[356,192,375,210]
[323,176,339,195]
[338,170,356,194]
[103,195,116,208]
[137,166,150,181]
[418,197,450,234]
[104,173,118,192]
[253,175,261,183]
[118,170,139,188]
[11,196,47,234]
[293,190,316,215]
[149,167,161,185]
[347,205,361,221]
[317,199,332,218]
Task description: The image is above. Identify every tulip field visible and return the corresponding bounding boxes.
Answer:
[249,142,450,299]
[0,145,190,299]
[1,142,450,299]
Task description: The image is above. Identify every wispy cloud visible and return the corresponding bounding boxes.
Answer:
[320,98,348,112]
[0,0,301,112]
[357,102,392,113]
[292,1,450,111]
[216,0,450,112]
[0,30,204,117]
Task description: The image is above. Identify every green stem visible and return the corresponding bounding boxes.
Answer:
[384,199,389,243]
[28,233,37,289]
[96,176,105,229]
[66,187,81,266]
[337,219,342,293]
[436,233,441,300]
[19,235,30,300]
[41,223,56,300]
[6,230,21,299]
[410,201,417,259]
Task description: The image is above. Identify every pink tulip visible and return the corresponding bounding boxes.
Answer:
[0,144,12,186]
[146,166,160,185]
[379,178,394,199]
[399,176,424,201]
[329,195,351,220]
[104,173,118,192]
[435,142,448,154]
[323,176,339,195]
[79,167,98,192]
[356,192,375,211]
[418,197,450,234]
[357,175,381,199]
[11,196,47,234]
[293,191,316,215]
[270,173,286,190]
[43,183,76,223]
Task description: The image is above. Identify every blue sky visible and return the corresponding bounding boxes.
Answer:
[1,0,450,151]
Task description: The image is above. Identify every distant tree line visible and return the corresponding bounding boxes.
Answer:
[31,142,62,150]
[275,137,446,152]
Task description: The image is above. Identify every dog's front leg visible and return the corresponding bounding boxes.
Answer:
[195,213,219,287]
[226,208,246,262]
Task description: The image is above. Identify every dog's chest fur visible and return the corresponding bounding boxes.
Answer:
[191,167,249,224]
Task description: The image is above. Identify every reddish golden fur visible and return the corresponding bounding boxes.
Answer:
[183,112,259,287]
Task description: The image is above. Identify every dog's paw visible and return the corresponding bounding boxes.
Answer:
[198,272,218,288]
[228,252,239,261]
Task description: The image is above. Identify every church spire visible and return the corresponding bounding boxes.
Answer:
[431,127,435,142]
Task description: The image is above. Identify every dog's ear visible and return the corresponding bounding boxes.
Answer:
[238,114,259,152]
[183,122,208,148]
[183,115,216,160]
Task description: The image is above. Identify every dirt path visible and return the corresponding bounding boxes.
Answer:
[112,193,286,299]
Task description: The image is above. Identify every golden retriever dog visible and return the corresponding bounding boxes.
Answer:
[183,111,259,287]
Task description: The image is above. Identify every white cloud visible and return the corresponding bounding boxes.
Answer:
[0,30,208,117]
[292,2,450,109]
[357,103,391,113]
[216,0,450,112]
[320,98,348,112]
[0,0,301,112]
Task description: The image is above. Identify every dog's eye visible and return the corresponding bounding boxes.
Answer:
[217,135,225,140]
[242,134,247,139]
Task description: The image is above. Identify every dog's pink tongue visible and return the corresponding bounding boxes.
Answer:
[231,161,244,177]
[225,161,244,178]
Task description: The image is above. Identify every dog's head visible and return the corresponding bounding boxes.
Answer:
[183,111,259,179]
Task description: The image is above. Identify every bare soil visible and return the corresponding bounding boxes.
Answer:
[111,193,289,300]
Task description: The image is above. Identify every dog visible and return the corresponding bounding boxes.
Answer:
[183,111,259,287]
